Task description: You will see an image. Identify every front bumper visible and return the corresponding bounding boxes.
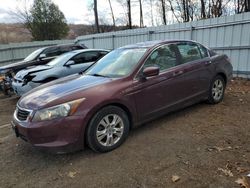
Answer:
[12,115,86,153]
[12,81,40,96]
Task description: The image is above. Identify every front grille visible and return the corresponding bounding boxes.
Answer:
[16,107,30,121]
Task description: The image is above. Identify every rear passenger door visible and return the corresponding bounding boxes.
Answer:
[176,42,213,96]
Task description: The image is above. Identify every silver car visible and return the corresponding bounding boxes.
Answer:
[12,49,109,96]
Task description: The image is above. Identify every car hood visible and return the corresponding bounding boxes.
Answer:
[19,74,111,109]
[0,60,27,73]
[15,65,52,80]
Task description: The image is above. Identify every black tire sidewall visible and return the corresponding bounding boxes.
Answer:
[86,106,130,153]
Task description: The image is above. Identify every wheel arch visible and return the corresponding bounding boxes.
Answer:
[83,102,134,147]
[216,72,227,85]
[87,102,133,130]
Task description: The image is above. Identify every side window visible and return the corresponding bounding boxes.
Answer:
[71,46,83,50]
[144,44,178,72]
[84,52,101,62]
[177,43,202,64]
[98,51,109,59]
[43,47,60,57]
[72,53,86,64]
[198,44,209,58]
[71,52,100,64]
[60,46,72,54]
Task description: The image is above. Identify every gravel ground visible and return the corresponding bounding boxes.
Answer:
[0,78,249,188]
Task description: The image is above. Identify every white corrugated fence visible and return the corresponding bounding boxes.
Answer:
[1,12,250,77]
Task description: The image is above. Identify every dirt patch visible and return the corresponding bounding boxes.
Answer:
[0,79,249,188]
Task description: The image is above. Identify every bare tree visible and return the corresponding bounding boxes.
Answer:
[247,0,250,11]
[167,0,180,22]
[211,0,222,17]
[108,0,116,28]
[160,0,167,25]
[236,0,250,13]
[150,0,154,26]
[93,0,100,33]
[200,0,206,18]
[127,0,132,29]
[139,0,144,27]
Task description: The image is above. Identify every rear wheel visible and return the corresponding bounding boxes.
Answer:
[207,75,225,104]
[86,106,130,152]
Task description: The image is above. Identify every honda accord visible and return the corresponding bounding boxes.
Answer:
[11,40,233,153]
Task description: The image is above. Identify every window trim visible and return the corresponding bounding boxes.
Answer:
[67,51,108,66]
[134,41,211,81]
[195,42,211,58]
[134,42,181,80]
[177,41,204,63]
[196,43,210,59]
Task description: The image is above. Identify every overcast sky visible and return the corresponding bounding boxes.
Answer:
[0,0,152,26]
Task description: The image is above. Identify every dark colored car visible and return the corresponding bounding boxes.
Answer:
[11,40,233,153]
[0,43,87,95]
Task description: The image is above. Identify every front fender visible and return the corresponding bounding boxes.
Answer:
[77,98,137,140]
[32,69,58,82]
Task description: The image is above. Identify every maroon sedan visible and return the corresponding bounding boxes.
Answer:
[12,40,233,153]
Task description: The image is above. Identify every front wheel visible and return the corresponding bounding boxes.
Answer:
[86,106,130,153]
[207,75,225,104]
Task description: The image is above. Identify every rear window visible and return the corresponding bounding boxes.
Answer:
[71,46,84,50]
[198,44,209,58]
[177,43,202,64]
[43,47,61,57]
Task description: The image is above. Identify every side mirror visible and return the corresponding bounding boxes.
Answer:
[65,60,75,67]
[142,66,160,78]
[39,54,46,59]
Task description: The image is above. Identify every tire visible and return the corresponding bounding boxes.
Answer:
[86,106,130,153]
[207,75,225,104]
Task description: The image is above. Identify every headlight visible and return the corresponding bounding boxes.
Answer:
[32,98,85,122]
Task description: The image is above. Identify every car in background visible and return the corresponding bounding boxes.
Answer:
[12,40,232,153]
[12,49,109,96]
[0,43,87,96]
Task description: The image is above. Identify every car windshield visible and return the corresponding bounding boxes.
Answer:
[47,52,73,66]
[86,48,147,78]
[24,48,45,62]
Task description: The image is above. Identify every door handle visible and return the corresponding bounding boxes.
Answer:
[205,61,212,65]
[173,70,183,76]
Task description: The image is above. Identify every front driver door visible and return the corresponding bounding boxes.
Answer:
[131,43,189,122]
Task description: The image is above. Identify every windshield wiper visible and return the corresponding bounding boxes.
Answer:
[88,73,110,78]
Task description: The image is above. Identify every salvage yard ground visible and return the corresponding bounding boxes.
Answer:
[0,79,249,188]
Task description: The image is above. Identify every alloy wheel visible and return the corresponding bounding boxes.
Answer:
[212,79,224,101]
[96,114,124,147]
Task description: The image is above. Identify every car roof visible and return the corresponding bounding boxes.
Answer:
[64,49,110,55]
[42,43,85,50]
[120,39,197,49]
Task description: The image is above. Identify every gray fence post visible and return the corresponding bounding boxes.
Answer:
[148,31,154,41]
[112,35,115,49]
[10,48,14,63]
[92,37,95,48]
[190,26,195,40]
